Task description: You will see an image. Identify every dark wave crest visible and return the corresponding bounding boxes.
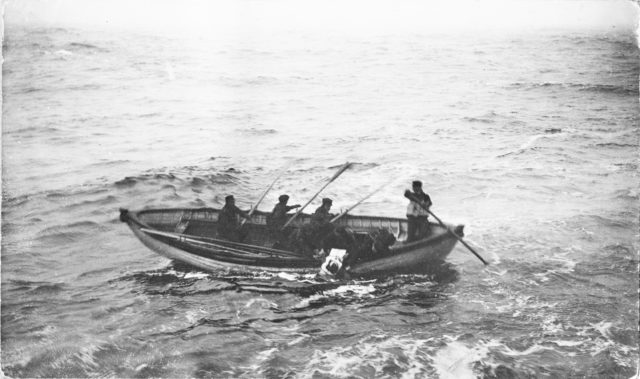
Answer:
[66,42,109,53]
[508,81,637,96]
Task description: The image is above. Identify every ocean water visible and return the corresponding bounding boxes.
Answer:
[2,2,639,378]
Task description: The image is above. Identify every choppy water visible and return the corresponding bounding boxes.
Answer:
[2,3,639,378]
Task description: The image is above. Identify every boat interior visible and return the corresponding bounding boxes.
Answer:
[135,207,451,254]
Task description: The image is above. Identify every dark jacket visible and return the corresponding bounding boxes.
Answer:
[311,205,332,226]
[268,203,298,230]
[218,204,248,234]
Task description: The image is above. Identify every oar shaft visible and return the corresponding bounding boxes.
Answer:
[256,168,290,215]
[281,162,351,229]
[140,228,305,258]
[330,183,386,223]
[404,190,488,265]
[241,166,289,226]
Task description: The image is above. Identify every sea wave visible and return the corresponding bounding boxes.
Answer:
[113,171,242,191]
[235,127,278,136]
[218,75,279,88]
[302,333,438,378]
[462,110,504,124]
[594,142,638,148]
[508,81,637,96]
[36,220,108,244]
[67,42,104,51]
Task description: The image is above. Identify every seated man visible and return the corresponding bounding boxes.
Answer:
[268,194,301,231]
[217,195,250,242]
[311,197,336,247]
[267,194,301,248]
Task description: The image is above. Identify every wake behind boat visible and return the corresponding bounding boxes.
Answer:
[119,207,465,277]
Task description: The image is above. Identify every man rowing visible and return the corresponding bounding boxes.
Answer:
[268,194,301,247]
[311,198,336,248]
[406,180,432,242]
[311,198,334,226]
[286,197,336,258]
[268,194,301,231]
[217,195,251,242]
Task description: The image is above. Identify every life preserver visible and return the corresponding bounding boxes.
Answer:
[320,249,348,276]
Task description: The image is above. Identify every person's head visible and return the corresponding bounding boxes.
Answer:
[225,195,235,205]
[412,180,423,193]
[322,197,333,210]
[278,194,289,204]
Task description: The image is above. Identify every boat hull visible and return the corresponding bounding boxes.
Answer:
[120,207,463,277]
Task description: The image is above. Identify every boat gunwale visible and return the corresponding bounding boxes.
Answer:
[128,207,459,250]
[121,207,463,273]
[133,207,412,225]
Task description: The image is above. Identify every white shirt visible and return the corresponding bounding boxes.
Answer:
[406,192,431,217]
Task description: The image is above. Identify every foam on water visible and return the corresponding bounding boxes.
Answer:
[433,339,492,379]
[302,333,437,378]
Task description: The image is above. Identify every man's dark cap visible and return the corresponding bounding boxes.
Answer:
[322,198,333,205]
[279,194,289,202]
[225,195,234,202]
[412,180,423,187]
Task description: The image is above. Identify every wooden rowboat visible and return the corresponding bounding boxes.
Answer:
[119,207,464,277]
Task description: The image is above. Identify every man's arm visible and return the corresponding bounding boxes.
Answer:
[422,195,432,209]
[234,205,251,219]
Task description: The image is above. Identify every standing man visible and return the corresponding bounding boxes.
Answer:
[217,195,251,241]
[406,180,432,242]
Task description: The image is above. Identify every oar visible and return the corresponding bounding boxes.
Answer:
[281,162,352,229]
[240,165,290,226]
[140,228,309,259]
[404,190,488,265]
[330,182,388,223]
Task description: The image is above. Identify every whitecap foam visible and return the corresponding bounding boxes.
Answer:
[242,298,278,310]
[302,333,435,378]
[324,283,376,297]
[507,344,553,356]
[433,339,495,379]
[183,271,211,279]
[244,347,279,372]
[185,308,207,324]
[276,272,299,281]
[592,321,614,339]
[72,343,104,370]
[550,339,585,347]
[541,315,564,334]
[55,49,73,56]
[293,282,377,309]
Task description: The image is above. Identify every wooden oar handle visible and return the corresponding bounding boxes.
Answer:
[404,190,488,265]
